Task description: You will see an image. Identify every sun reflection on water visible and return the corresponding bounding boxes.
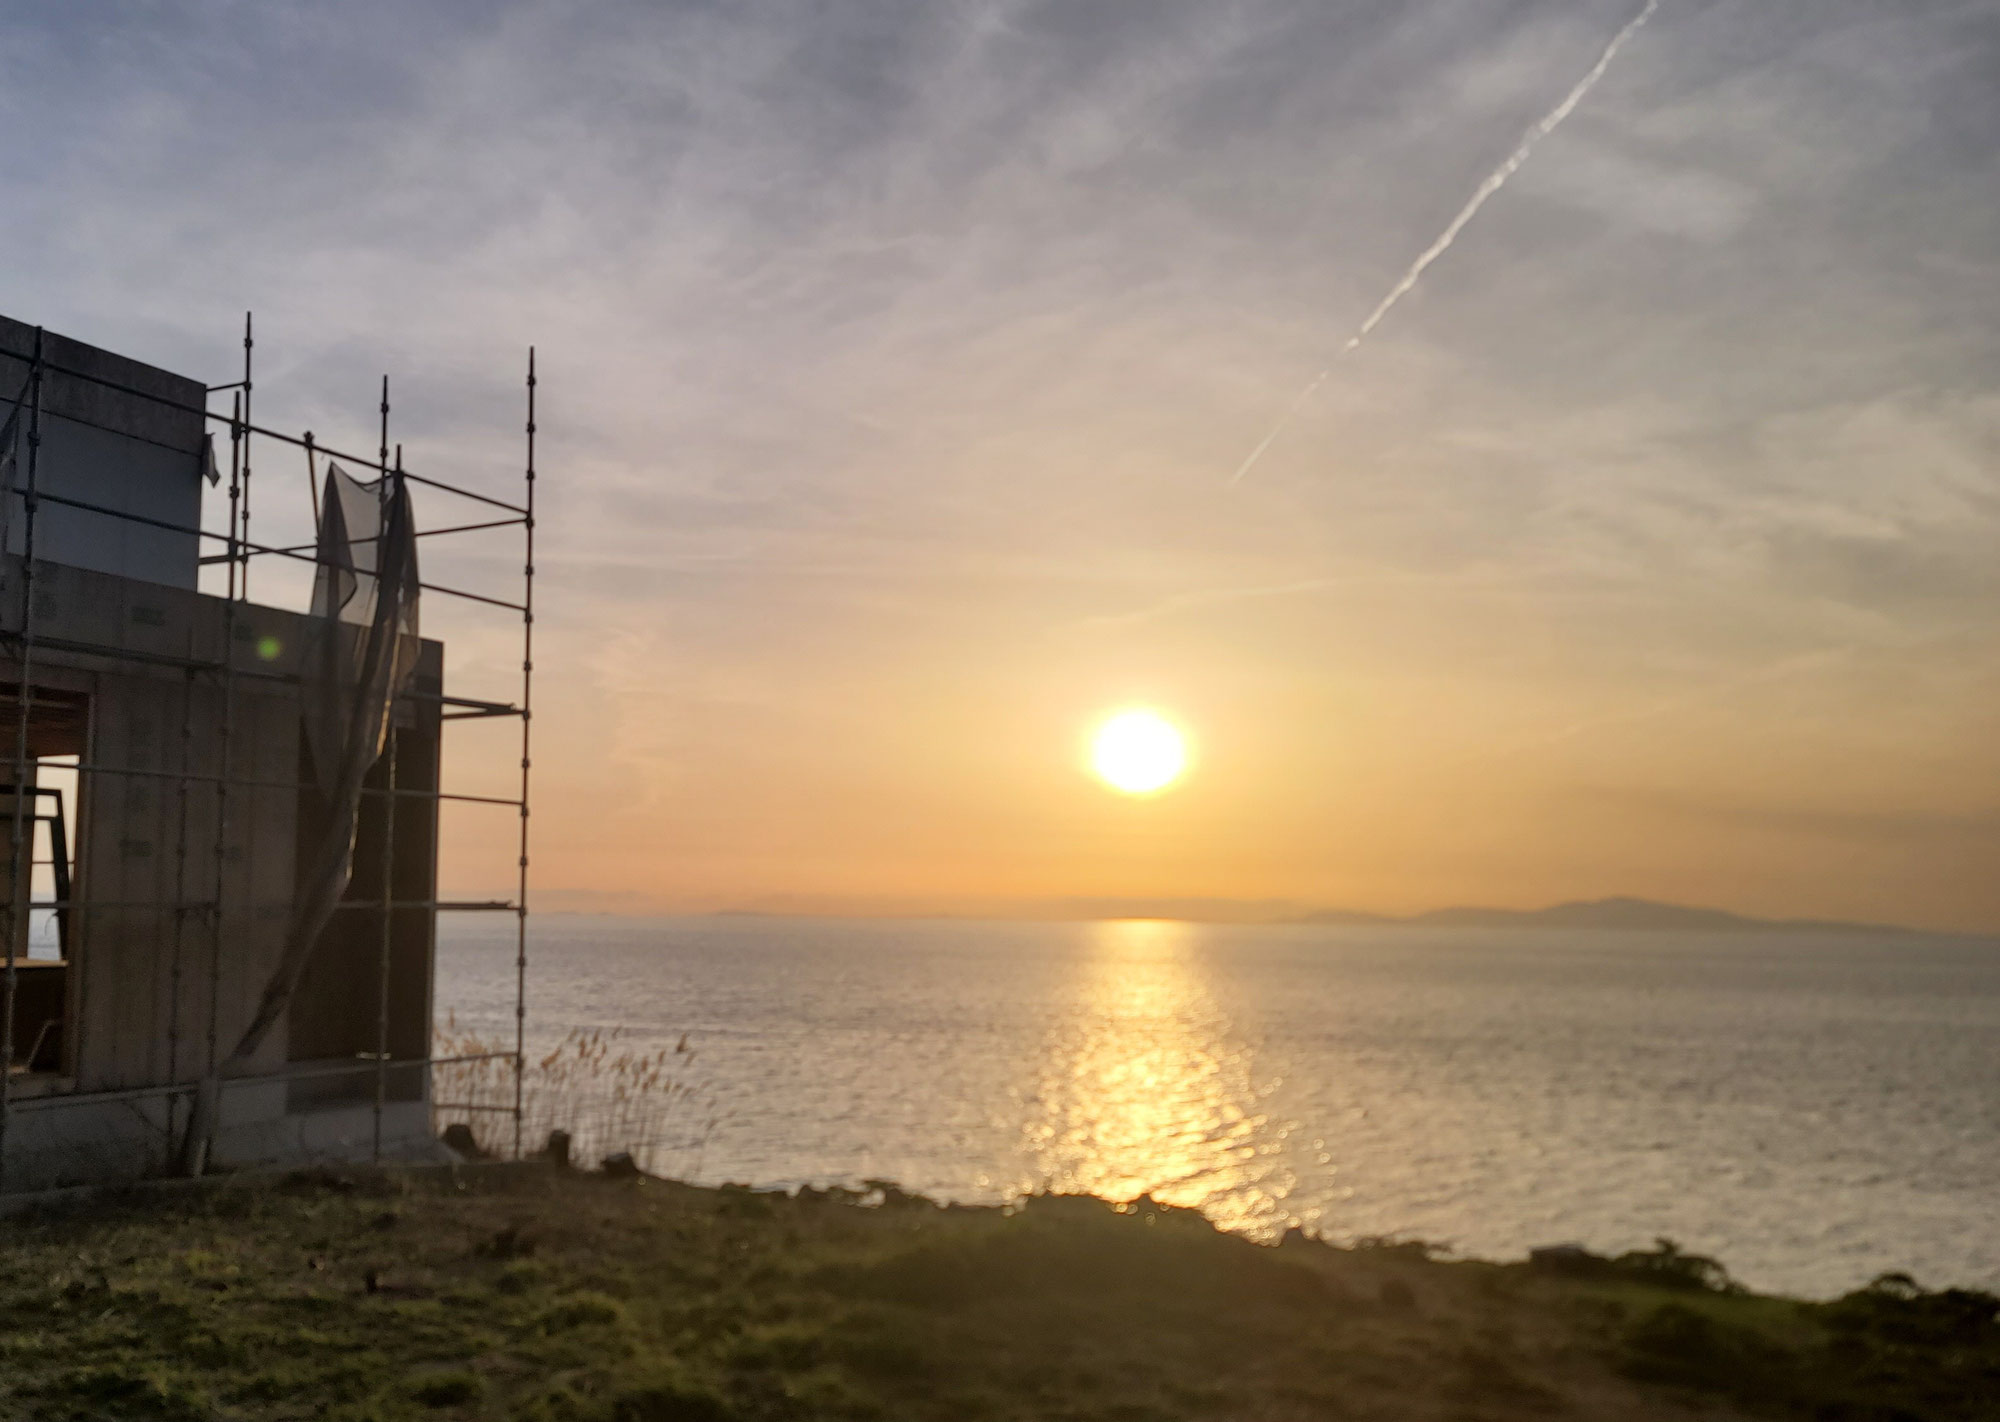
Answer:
[1022,919,1305,1237]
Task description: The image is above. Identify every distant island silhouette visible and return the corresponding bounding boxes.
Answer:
[983,894,1951,936]
[1293,895,1932,936]
[696,894,1970,937]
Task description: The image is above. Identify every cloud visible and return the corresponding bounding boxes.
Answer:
[1583,785,2000,849]
[1521,647,1857,753]
[1519,138,1757,241]
[6,0,2000,918]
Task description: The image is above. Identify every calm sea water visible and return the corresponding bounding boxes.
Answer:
[435,915,2000,1298]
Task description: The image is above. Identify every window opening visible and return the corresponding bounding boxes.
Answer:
[4,689,86,1079]
[28,755,77,961]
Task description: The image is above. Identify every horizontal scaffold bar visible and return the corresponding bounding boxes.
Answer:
[429,1102,521,1114]
[2,1051,520,1114]
[4,633,522,724]
[231,515,531,560]
[0,754,521,807]
[29,355,529,516]
[438,692,525,721]
[332,900,519,912]
[10,487,526,613]
[8,898,515,916]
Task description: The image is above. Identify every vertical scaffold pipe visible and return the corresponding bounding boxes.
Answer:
[372,396,395,1164]
[188,394,244,1178]
[238,314,254,603]
[167,655,195,1088]
[0,329,46,1187]
[513,348,536,1161]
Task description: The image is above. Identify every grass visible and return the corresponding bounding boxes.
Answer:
[0,1165,1993,1421]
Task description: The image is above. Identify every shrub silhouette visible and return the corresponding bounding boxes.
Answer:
[1610,1238,1738,1293]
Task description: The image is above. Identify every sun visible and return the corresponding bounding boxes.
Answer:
[1090,709,1188,795]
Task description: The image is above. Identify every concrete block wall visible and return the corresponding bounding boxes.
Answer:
[2,554,447,1191]
[0,1090,444,1194]
[0,315,208,591]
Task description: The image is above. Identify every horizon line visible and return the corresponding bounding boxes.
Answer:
[482,894,1984,939]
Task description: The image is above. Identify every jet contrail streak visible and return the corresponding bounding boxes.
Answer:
[1230,0,1659,486]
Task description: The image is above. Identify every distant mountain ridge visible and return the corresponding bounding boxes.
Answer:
[1298,895,1927,936]
[693,894,1961,937]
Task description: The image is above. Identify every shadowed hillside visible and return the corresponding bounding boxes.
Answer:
[0,1166,1993,1420]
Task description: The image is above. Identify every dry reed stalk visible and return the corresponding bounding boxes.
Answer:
[432,1014,719,1172]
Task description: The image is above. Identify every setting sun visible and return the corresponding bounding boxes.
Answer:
[1090,709,1189,796]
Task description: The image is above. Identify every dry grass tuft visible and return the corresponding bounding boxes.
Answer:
[432,1017,718,1170]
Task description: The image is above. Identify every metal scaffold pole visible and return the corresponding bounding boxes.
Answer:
[196,391,245,1174]
[372,389,396,1162]
[238,315,254,603]
[166,654,195,1091]
[202,336,252,1142]
[0,329,45,1185]
[513,348,536,1161]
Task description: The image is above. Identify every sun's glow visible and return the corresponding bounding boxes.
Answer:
[1090,709,1188,795]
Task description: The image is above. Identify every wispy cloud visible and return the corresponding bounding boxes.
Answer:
[1524,646,1856,753]
[5,1,2000,920]
[1229,0,1661,484]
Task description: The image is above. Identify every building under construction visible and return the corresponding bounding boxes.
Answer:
[0,313,535,1193]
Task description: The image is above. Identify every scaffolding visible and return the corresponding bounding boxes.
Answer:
[0,315,536,1186]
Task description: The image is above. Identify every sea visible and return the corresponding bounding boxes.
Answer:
[435,914,2000,1299]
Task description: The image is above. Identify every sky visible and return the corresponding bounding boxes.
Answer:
[5,0,2000,930]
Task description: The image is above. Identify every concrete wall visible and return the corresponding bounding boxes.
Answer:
[0,1090,443,1195]
[287,642,443,1110]
[1,556,446,1192]
[0,315,208,591]
[7,559,301,1095]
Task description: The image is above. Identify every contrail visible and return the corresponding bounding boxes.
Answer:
[1230,0,1659,485]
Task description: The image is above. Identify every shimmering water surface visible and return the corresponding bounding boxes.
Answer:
[436,916,2000,1297]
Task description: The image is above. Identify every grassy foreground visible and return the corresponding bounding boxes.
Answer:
[0,1165,1994,1421]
